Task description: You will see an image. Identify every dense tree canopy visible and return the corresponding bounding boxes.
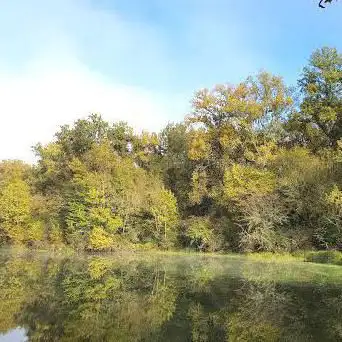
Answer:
[1,47,342,252]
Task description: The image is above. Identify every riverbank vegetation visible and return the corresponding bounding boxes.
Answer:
[1,47,342,254]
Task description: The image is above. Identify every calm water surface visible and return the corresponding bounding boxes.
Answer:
[1,250,342,341]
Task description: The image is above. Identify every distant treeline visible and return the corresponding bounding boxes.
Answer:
[0,47,342,253]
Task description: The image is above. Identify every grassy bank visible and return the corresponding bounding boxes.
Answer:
[245,250,342,266]
[304,250,342,266]
[3,245,342,267]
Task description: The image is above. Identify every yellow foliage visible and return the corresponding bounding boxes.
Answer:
[187,130,210,161]
[219,125,241,149]
[243,142,278,167]
[0,223,25,243]
[271,147,322,186]
[326,185,342,216]
[151,189,178,226]
[0,160,31,183]
[0,177,32,244]
[224,164,276,199]
[25,221,44,243]
[88,207,123,232]
[88,258,112,279]
[307,83,318,94]
[88,227,113,250]
[254,142,278,166]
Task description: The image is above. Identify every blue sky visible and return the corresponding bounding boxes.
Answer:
[0,0,341,161]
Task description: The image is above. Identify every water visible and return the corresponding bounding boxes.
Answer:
[1,250,342,341]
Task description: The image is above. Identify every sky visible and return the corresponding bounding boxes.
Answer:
[0,0,341,162]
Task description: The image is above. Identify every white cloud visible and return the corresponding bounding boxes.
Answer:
[0,0,275,163]
[0,57,185,162]
[0,0,187,163]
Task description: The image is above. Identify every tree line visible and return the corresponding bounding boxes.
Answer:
[0,46,342,253]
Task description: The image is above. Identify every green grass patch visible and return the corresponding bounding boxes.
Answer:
[304,250,342,265]
[245,252,303,262]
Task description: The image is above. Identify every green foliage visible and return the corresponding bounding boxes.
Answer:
[47,220,64,246]
[150,188,179,246]
[189,169,208,205]
[159,123,193,211]
[0,161,35,244]
[182,216,223,252]
[89,207,123,232]
[237,195,290,252]
[305,250,342,265]
[290,47,342,149]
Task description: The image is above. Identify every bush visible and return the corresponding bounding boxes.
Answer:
[88,227,113,251]
[305,250,342,265]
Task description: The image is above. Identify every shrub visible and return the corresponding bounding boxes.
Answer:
[88,227,113,251]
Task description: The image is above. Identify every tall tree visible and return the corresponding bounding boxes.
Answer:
[290,47,342,150]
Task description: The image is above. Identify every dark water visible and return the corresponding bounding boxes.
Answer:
[1,251,342,341]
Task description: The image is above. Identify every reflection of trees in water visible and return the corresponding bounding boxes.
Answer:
[14,257,177,342]
[1,254,342,341]
[227,281,288,341]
